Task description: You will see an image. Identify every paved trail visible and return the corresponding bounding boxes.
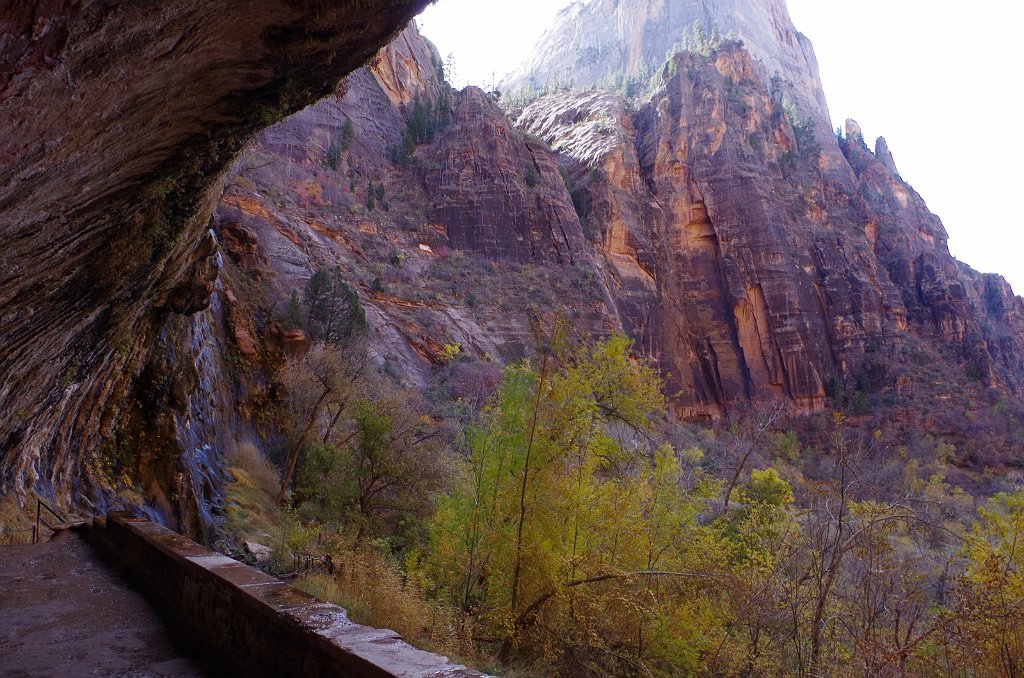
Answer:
[0,530,215,677]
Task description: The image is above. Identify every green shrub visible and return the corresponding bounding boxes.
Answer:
[525,165,540,188]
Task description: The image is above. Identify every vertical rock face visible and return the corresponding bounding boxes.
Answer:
[213,23,609,390]
[501,0,1023,418]
[423,88,589,263]
[181,6,1024,458]
[236,11,1022,430]
[501,0,843,174]
[518,43,1024,416]
[0,0,429,530]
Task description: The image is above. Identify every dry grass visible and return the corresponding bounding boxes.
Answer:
[231,441,281,497]
[221,442,282,547]
[0,495,34,544]
[218,442,489,667]
[296,549,472,659]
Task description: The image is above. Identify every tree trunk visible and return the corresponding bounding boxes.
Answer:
[276,387,331,505]
[499,354,550,664]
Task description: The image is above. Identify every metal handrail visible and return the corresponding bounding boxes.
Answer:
[32,498,69,544]
[293,550,336,576]
[230,548,335,578]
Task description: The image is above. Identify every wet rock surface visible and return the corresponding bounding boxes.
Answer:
[0,0,429,529]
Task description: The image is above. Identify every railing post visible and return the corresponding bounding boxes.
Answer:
[33,499,40,544]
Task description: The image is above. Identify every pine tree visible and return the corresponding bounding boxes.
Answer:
[284,289,302,326]
[341,116,355,149]
[302,267,366,343]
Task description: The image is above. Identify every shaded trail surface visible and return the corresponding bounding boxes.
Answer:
[0,530,217,677]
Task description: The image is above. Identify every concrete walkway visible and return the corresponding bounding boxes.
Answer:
[0,529,216,677]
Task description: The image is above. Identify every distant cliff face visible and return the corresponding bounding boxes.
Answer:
[0,0,428,531]
[501,0,841,170]
[423,88,589,263]
[518,46,1024,416]
[213,24,610,396]
[492,0,1024,419]
[221,18,1022,429]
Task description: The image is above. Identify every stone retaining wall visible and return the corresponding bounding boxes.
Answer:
[88,514,483,678]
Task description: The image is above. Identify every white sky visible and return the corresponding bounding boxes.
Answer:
[418,0,1024,293]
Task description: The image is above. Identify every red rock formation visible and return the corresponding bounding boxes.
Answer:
[423,88,589,263]
[218,17,1023,433]
[210,24,611,407]
[0,0,429,529]
[519,44,1024,416]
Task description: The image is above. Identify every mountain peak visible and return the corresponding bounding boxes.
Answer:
[503,0,827,117]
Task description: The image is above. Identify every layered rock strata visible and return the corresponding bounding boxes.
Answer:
[501,0,845,174]
[0,0,429,531]
[213,24,609,394]
[518,46,1024,416]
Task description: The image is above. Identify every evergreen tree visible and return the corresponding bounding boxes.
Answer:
[341,116,355,149]
[302,266,366,343]
[284,289,302,326]
[326,141,342,170]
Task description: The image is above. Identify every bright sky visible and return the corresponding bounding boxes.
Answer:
[418,0,1024,293]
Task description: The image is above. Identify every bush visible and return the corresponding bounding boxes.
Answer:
[0,496,33,545]
[296,548,471,657]
[231,442,281,498]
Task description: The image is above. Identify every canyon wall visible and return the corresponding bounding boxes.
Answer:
[518,46,1024,416]
[2,0,1021,525]
[219,17,1022,430]
[0,0,429,535]
[212,23,611,406]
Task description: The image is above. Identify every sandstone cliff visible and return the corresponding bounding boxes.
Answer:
[501,0,845,177]
[213,24,610,399]
[0,0,429,536]
[517,45,1024,417]
[218,9,1023,436]
[423,88,589,263]
[217,16,1023,430]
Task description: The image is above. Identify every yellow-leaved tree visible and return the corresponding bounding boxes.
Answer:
[926,492,1024,676]
[429,331,729,675]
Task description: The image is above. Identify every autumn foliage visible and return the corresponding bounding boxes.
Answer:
[239,327,1024,677]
